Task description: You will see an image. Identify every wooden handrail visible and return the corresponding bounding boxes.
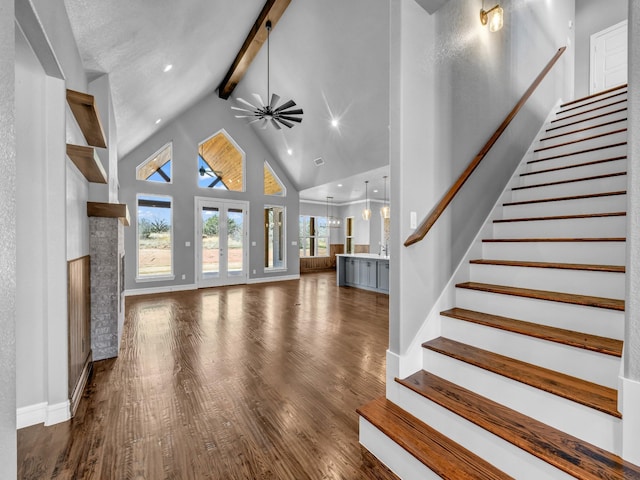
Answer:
[404,47,567,247]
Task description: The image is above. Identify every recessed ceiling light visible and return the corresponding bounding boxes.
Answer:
[287,148,293,155]
[331,118,339,128]
[163,64,173,73]
[373,189,379,193]
[155,118,162,125]
[337,184,343,187]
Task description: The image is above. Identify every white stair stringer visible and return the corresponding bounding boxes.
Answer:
[393,384,577,480]
[420,349,621,453]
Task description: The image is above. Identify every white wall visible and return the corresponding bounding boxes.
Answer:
[575,0,628,98]
[0,0,17,473]
[120,93,300,291]
[390,0,574,356]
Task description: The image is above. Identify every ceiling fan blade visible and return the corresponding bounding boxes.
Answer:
[274,99,296,112]
[270,119,281,130]
[237,97,258,110]
[278,115,303,123]
[278,108,303,115]
[234,115,255,119]
[269,93,281,109]
[248,117,263,125]
[231,106,256,113]
[276,118,295,128]
[252,93,266,108]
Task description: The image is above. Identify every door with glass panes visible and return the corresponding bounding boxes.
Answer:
[196,198,248,287]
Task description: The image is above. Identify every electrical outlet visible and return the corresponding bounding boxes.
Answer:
[410,211,417,229]
[185,241,191,247]
[251,241,256,247]
[181,274,186,280]
[291,241,297,246]
[252,269,256,274]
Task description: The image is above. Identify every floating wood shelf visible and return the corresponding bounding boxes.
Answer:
[66,144,107,184]
[66,89,107,148]
[87,202,130,227]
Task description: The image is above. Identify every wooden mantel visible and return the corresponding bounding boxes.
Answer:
[87,202,130,227]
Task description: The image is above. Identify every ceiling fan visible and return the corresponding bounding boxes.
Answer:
[231,20,303,130]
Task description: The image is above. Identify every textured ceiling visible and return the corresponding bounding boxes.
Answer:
[63,0,390,199]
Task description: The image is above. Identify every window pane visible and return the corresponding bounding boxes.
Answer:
[317,236,328,257]
[198,130,245,191]
[265,206,285,269]
[316,217,328,237]
[264,162,286,196]
[136,143,172,183]
[201,206,220,276]
[227,208,244,274]
[137,195,172,277]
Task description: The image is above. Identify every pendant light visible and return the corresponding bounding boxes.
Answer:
[380,175,390,219]
[362,181,371,221]
[326,196,341,228]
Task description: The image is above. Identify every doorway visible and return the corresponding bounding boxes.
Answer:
[195,197,249,288]
[590,20,628,94]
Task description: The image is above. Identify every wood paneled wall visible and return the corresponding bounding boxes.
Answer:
[68,255,92,416]
[300,244,344,273]
[354,244,370,254]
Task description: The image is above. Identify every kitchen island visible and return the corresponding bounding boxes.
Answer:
[336,253,389,294]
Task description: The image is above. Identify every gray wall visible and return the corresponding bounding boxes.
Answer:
[575,0,628,98]
[120,93,300,291]
[390,0,575,354]
[0,0,17,473]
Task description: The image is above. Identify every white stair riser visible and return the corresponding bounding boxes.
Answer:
[421,350,621,453]
[510,175,627,203]
[493,215,626,239]
[552,102,628,127]
[455,288,624,339]
[556,93,627,117]
[469,263,625,298]
[440,316,621,388]
[532,131,628,159]
[359,419,441,480]
[528,144,628,171]
[539,119,627,144]
[519,158,627,186]
[545,108,627,136]
[502,194,626,218]
[482,240,625,265]
[394,386,577,480]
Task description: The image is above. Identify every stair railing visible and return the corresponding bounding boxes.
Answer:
[404,47,567,247]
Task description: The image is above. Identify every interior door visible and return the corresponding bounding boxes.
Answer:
[196,198,248,288]
[590,20,628,94]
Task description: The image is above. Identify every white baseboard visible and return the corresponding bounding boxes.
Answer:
[45,400,70,426]
[17,402,47,429]
[17,399,71,429]
[247,274,300,284]
[125,283,196,296]
[621,375,640,464]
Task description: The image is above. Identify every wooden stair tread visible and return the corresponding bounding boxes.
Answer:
[541,119,627,142]
[483,237,625,242]
[560,84,627,108]
[503,190,625,207]
[534,128,627,153]
[552,99,627,123]
[441,307,622,356]
[456,281,624,311]
[546,107,627,132]
[421,337,620,417]
[557,91,627,115]
[396,371,639,479]
[469,259,625,273]
[494,212,625,223]
[528,142,627,165]
[513,171,626,190]
[357,397,514,480]
[520,156,627,177]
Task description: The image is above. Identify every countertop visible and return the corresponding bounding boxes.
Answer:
[336,253,390,260]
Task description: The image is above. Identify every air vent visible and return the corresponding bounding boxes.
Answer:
[314,157,325,167]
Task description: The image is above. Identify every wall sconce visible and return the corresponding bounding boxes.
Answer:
[480,3,503,32]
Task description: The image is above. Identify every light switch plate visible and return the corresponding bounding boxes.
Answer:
[410,211,417,229]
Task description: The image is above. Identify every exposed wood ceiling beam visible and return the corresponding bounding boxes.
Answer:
[217,0,292,100]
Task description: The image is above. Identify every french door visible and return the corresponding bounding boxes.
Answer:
[196,198,248,288]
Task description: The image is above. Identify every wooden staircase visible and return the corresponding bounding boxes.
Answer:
[358,85,640,478]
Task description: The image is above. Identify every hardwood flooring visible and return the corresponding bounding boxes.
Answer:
[18,272,395,480]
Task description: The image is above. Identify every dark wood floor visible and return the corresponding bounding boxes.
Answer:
[18,271,397,479]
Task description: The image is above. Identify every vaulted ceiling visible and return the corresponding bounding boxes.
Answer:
[63,0,392,199]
